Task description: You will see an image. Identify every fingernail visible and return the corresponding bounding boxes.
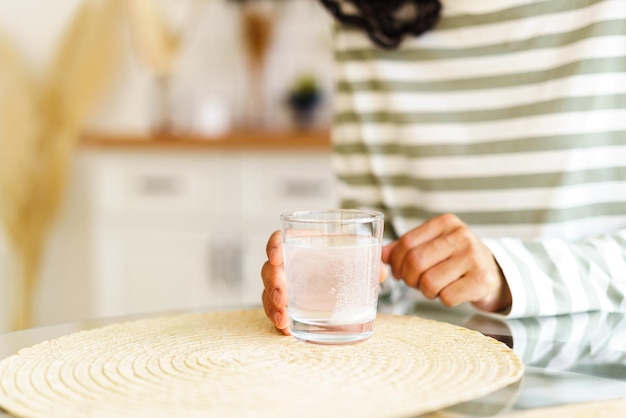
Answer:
[272,289,281,306]
[273,312,283,327]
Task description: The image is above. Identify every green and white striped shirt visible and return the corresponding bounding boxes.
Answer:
[331,0,626,317]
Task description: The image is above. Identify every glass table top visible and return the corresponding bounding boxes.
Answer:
[378,293,626,417]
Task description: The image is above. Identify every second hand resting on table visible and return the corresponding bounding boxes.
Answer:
[261,213,513,335]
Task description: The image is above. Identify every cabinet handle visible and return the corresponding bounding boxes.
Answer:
[136,176,183,196]
[280,179,327,198]
[209,240,242,295]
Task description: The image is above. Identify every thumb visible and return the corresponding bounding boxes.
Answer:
[379,261,388,283]
[381,242,396,263]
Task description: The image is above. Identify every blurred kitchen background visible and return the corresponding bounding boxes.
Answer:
[0,0,338,333]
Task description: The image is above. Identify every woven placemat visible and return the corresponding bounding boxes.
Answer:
[0,309,523,418]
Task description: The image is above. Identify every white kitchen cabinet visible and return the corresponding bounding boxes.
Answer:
[91,228,213,316]
[88,145,337,318]
[239,153,337,219]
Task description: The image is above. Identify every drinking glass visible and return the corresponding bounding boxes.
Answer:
[280,209,384,344]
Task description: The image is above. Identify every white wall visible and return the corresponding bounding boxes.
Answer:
[0,0,333,134]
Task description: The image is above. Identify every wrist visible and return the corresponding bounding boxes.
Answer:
[473,265,512,314]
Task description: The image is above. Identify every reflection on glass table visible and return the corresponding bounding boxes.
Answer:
[378,293,626,417]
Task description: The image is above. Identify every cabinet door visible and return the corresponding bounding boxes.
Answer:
[239,231,275,306]
[89,151,241,317]
[238,152,339,306]
[239,152,338,219]
[89,149,338,317]
[91,229,220,317]
[91,151,229,218]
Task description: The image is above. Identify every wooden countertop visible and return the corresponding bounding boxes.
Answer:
[81,130,331,151]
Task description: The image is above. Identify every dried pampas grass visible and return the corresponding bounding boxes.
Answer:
[0,0,123,331]
[127,0,180,78]
[126,0,206,133]
[241,6,274,71]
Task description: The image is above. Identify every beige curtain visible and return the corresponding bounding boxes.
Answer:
[0,0,123,331]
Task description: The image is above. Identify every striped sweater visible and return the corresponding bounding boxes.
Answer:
[331,0,626,317]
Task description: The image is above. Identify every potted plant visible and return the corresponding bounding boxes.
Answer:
[287,74,322,128]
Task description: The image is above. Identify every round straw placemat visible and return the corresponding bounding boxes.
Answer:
[0,309,523,418]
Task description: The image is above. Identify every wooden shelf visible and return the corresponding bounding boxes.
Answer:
[81,130,331,151]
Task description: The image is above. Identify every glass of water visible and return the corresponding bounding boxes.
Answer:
[280,209,384,344]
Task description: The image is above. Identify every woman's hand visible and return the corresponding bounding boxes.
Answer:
[382,214,512,313]
[261,230,291,335]
[261,230,389,334]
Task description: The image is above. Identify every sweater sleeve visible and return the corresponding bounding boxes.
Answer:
[483,228,626,318]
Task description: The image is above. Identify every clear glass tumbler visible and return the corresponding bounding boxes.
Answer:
[280,209,384,344]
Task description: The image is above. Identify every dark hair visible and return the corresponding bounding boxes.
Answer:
[319,0,442,49]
